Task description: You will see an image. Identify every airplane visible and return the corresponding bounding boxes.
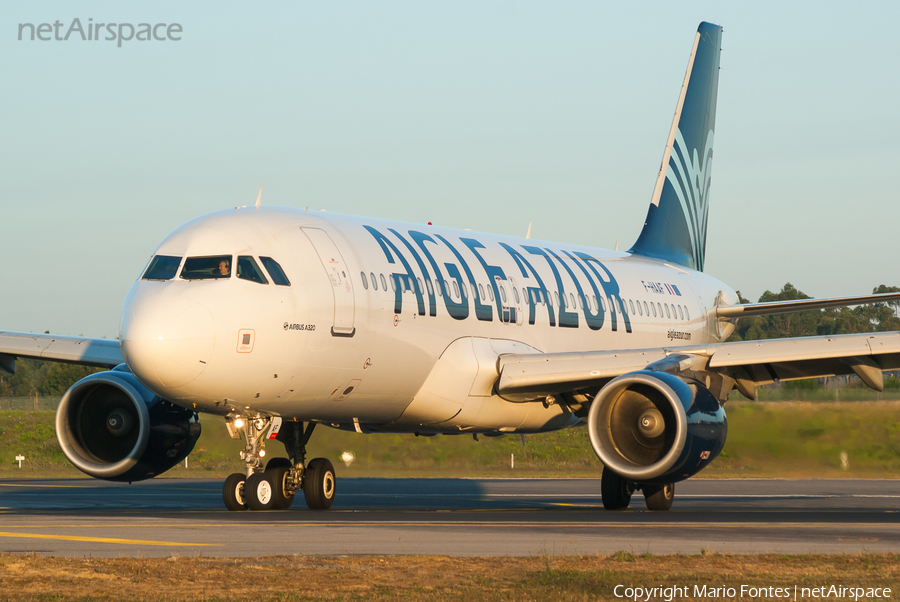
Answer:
[2,21,899,513]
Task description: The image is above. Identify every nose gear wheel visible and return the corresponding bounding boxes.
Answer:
[220,417,338,512]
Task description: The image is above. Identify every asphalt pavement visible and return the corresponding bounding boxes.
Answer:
[1,477,898,557]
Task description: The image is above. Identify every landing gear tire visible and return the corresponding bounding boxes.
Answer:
[223,473,247,512]
[643,483,674,511]
[304,458,336,510]
[246,472,276,511]
[601,467,634,510]
[269,466,295,510]
[265,457,295,510]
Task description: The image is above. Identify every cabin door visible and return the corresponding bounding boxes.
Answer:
[302,228,356,337]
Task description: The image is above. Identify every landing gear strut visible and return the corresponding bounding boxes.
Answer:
[221,416,336,512]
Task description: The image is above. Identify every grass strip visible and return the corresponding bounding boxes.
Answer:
[0,552,898,601]
[3,400,900,478]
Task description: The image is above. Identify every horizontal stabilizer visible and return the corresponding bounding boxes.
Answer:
[716,292,900,319]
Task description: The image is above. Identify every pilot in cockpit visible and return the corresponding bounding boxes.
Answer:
[218,259,231,277]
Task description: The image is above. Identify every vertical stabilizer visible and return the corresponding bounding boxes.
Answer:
[629,22,722,272]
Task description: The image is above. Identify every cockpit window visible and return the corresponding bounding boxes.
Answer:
[259,256,291,286]
[142,255,182,281]
[237,256,268,284]
[180,255,232,280]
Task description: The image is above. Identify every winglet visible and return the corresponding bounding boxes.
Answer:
[255,184,263,211]
[525,221,532,240]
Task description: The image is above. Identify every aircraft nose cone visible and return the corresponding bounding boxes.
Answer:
[121,289,215,390]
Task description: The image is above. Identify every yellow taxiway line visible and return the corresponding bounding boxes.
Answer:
[0,532,217,547]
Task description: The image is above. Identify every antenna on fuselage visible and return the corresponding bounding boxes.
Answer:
[255,184,263,211]
[525,221,532,240]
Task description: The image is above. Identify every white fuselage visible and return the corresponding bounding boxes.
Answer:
[119,206,736,434]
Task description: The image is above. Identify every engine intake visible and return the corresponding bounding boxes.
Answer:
[587,370,726,483]
[55,368,200,482]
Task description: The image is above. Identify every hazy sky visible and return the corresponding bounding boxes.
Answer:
[2,2,898,338]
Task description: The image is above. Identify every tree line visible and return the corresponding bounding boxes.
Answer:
[0,283,897,397]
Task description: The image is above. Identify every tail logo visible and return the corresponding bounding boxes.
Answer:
[667,127,714,271]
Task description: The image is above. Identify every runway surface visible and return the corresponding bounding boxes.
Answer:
[1,478,898,557]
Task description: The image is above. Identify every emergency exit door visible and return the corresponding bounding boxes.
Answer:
[302,228,356,337]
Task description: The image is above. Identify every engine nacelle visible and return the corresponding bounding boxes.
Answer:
[55,367,201,482]
[587,370,726,484]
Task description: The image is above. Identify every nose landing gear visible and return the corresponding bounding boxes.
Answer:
[221,416,336,512]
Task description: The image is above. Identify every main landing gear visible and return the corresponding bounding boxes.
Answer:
[222,416,336,512]
[601,466,674,512]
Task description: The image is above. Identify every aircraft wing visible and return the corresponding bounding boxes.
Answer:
[496,330,900,402]
[0,331,123,374]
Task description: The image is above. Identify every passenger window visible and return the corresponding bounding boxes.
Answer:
[259,257,291,286]
[657,302,663,316]
[678,305,684,320]
[514,287,520,304]
[651,302,657,317]
[452,281,460,298]
[426,279,434,296]
[391,277,397,292]
[569,293,575,309]
[665,304,671,319]
[142,255,181,281]
[685,306,690,321]
[643,300,649,316]
[479,284,485,300]
[381,274,388,291]
[500,286,507,303]
[629,299,635,315]
[600,297,607,311]
[360,272,369,290]
[181,255,232,280]
[488,287,495,302]
[553,292,559,307]
[637,301,643,316]
[578,295,584,310]
[620,298,627,315]
[237,256,269,284]
[370,272,378,291]
[417,278,423,294]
